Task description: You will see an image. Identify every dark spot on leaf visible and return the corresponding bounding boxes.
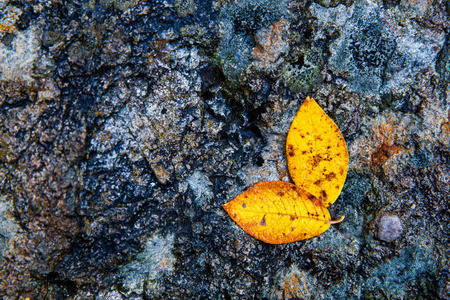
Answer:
[302,151,307,155]
[290,216,296,221]
[311,155,321,167]
[314,180,321,186]
[260,215,266,226]
[289,152,295,157]
[307,193,321,206]
[321,190,327,199]
[287,144,293,150]
[232,213,237,218]
[242,203,246,208]
[291,227,295,231]
[278,192,284,196]
[325,172,336,181]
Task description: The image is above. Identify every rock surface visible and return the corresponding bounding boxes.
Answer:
[0,0,449,299]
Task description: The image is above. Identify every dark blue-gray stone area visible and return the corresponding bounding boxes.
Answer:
[0,0,449,299]
[322,2,446,94]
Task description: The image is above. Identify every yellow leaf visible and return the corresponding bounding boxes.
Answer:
[286,96,348,207]
[223,96,347,244]
[223,181,344,244]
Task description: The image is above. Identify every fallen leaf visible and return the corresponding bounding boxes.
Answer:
[223,96,347,244]
[286,96,348,207]
[223,181,345,244]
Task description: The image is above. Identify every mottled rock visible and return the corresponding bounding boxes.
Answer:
[97,0,136,11]
[282,47,325,94]
[312,2,446,94]
[218,0,288,84]
[0,25,39,83]
[186,170,214,206]
[0,196,21,256]
[0,0,449,298]
[252,18,289,71]
[174,0,197,17]
[440,267,450,300]
[271,265,314,299]
[120,233,175,297]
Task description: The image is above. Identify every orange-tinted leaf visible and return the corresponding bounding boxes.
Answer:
[223,96,347,244]
[286,97,348,207]
[223,181,344,244]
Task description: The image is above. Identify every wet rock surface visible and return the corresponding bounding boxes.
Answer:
[0,0,449,299]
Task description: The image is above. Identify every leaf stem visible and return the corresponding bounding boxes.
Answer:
[327,215,345,224]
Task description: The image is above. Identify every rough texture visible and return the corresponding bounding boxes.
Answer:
[377,213,403,242]
[0,0,449,299]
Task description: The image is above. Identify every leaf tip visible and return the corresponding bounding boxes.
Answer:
[304,96,316,106]
[222,201,230,211]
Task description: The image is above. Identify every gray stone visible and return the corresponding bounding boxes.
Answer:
[120,233,175,297]
[186,170,214,207]
[0,0,449,298]
[312,2,446,94]
[377,213,403,242]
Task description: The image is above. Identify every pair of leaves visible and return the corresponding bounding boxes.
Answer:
[223,97,348,244]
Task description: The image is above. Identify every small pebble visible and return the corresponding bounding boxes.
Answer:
[377,214,403,242]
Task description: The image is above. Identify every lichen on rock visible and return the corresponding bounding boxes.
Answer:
[312,1,446,94]
[252,17,289,71]
[186,170,214,207]
[174,0,198,17]
[0,25,39,83]
[120,233,175,297]
[0,0,449,298]
[0,196,21,257]
[217,0,288,85]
